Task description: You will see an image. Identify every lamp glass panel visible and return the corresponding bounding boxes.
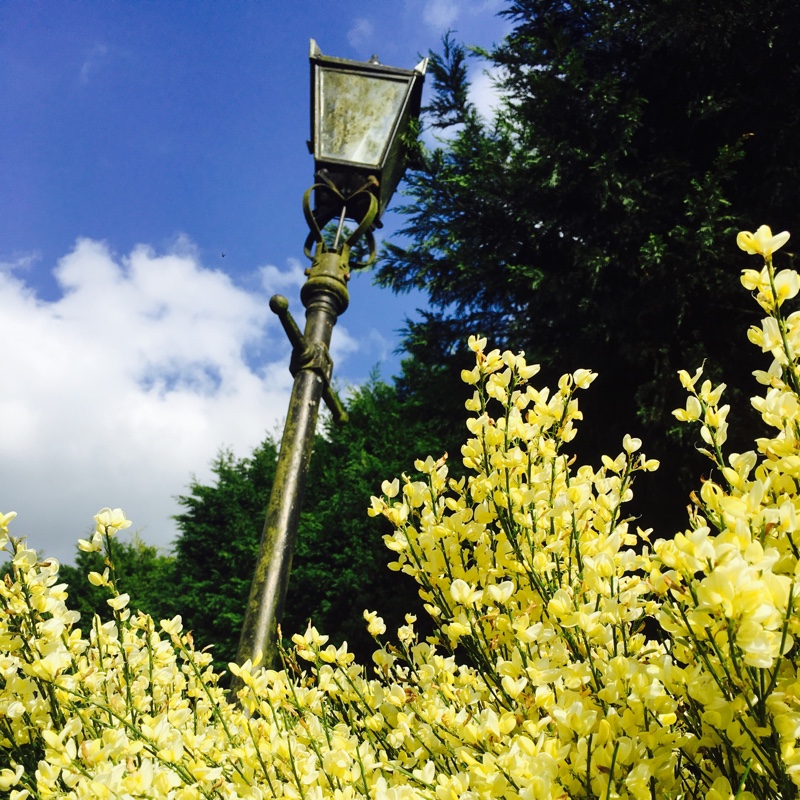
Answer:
[319,69,407,167]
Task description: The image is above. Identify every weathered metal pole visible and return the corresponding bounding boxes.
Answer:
[235,247,350,672]
[233,40,425,686]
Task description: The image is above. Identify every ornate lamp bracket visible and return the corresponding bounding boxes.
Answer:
[269,294,347,424]
[302,173,379,270]
[265,176,379,426]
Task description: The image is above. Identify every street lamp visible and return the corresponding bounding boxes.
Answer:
[235,40,426,673]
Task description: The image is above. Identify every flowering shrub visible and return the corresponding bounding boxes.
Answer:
[0,225,799,799]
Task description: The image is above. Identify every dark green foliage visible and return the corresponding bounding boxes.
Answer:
[379,1,800,533]
[58,535,176,628]
[283,379,440,660]
[171,437,280,667]
[169,380,439,668]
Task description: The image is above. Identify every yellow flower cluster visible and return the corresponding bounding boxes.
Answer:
[1,226,799,800]
[368,340,678,800]
[653,226,800,797]
[0,511,240,800]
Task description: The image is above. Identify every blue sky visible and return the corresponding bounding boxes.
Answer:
[0,1,510,563]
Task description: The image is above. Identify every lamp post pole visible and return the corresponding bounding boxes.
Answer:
[234,41,425,678]
[235,189,375,671]
[235,248,350,672]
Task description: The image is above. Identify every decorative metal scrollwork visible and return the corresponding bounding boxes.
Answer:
[302,173,379,269]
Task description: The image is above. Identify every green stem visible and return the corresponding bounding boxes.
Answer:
[605,740,620,800]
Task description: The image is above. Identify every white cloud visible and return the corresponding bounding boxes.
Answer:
[259,258,306,295]
[418,62,503,150]
[80,43,109,84]
[347,18,375,50]
[0,238,360,565]
[330,322,360,364]
[423,0,460,30]
[0,251,40,274]
[419,0,508,35]
[469,64,504,120]
[364,329,391,365]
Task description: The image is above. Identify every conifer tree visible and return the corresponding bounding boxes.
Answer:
[380,0,800,530]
